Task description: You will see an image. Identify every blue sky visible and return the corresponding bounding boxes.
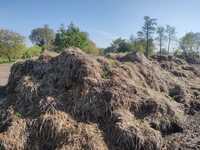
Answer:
[0,0,200,47]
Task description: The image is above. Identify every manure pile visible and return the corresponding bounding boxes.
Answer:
[1,48,200,150]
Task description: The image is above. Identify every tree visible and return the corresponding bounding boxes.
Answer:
[156,26,166,55]
[180,32,197,52]
[0,29,25,61]
[166,25,176,54]
[180,32,200,59]
[194,33,200,56]
[129,34,146,53]
[29,25,55,50]
[104,38,132,53]
[129,35,137,49]
[54,23,99,54]
[139,16,157,57]
[129,35,143,53]
[133,39,146,53]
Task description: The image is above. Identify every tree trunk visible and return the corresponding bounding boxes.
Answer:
[160,37,162,57]
[167,37,171,55]
[146,39,149,57]
[146,27,149,58]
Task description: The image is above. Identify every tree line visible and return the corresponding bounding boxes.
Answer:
[1,17,200,63]
[104,16,200,63]
[0,23,100,63]
[104,16,177,58]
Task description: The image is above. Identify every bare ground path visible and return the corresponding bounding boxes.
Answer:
[0,64,12,86]
[0,64,12,100]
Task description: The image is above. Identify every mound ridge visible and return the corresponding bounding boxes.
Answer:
[1,48,200,149]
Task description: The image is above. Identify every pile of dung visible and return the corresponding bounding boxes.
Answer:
[1,48,200,150]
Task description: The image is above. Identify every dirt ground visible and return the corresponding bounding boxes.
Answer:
[0,64,12,86]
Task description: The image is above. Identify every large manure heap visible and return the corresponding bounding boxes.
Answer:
[1,48,200,150]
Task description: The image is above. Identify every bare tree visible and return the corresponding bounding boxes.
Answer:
[156,26,167,56]
[166,25,176,54]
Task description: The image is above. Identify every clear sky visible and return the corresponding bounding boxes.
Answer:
[0,0,200,47]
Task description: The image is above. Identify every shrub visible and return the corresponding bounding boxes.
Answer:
[22,45,42,58]
[54,23,99,55]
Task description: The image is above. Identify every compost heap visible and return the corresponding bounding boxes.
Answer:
[1,48,200,150]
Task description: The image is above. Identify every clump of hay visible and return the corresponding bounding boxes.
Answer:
[169,85,187,103]
[0,106,13,133]
[119,52,150,65]
[107,110,162,150]
[0,118,27,150]
[26,111,108,150]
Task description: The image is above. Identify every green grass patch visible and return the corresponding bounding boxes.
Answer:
[15,112,22,118]
[0,57,15,64]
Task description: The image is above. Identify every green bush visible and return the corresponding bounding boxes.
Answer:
[54,23,99,55]
[104,38,133,54]
[0,57,15,64]
[82,40,100,55]
[22,45,42,58]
